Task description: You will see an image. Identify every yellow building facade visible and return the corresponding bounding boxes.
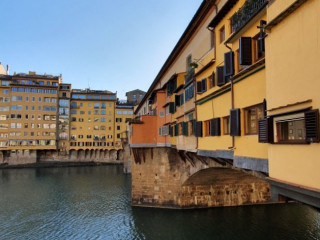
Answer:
[196,0,269,173]
[115,106,134,149]
[69,89,117,150]
[263,0,320,208]
[0,72,60,151]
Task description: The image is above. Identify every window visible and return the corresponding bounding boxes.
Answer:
[253,33,265,62]
[94,103,99,109]
[133,94,136,99]
[259,109,320,144]
[219,26,225,43]
[71,110,77,115]
[244,104,264,135]
[62,92,67,97]
[275,114,306,143]
[196,79,207,94]
[204,120,211,137]
[117,126,120,130]
[208,72,215,89]
[223,116,230,135]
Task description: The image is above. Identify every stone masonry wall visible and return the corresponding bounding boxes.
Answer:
[131,147,271,209]
[131,147,219,208]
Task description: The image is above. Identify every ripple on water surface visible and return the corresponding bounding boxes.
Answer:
[0,166,319,240]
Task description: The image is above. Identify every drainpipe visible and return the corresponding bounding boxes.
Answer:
[225,42,235,149]
[206,3,218,59]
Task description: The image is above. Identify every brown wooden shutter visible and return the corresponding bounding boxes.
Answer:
[210,119,214,136]
[239,37,252,65]
[258,118,273,143]
[224,51,234,77]
[197,81,202,93]
[195,121,203,137]
[230,109,241,136]
[305,109,319,143]
[216,66,225,87]
[213,118,221,136]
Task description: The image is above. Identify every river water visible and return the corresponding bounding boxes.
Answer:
[0,165,319,240]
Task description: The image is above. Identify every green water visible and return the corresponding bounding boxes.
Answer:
[0,166,319,240]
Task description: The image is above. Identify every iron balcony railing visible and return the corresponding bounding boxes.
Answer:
[230,0,267,34]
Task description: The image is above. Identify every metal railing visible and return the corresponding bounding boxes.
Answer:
[230,0,267,34]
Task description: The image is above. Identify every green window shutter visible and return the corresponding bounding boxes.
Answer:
[175,95,180,107]
[230,109,241,136]
[201,78,207,92]
[180,93,184,105]
[224,51,235,77]
[169,102,175,114]
[216,66,225,87]
[169,126,173,137]
[174,124,178,136]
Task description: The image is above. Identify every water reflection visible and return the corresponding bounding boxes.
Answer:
[0,166,319,240]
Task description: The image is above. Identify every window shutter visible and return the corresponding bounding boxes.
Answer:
[182,122,188,136]
[180,93,184,105]
[175,95,180,107]
[174,124,179,136]
[258,118,273,143]
[195,121,203,137]
[169,126,173,137]
[213,118,221,136]
[224,51,234,77]
[239,37,252,65]
[230,109,241,136]
[305,109,319,143]
[216,66,225,87]
[209,119,214,136]
[197,81,202,93]
[169,102,175,114]
[201,78,207,92]
[211,71,215,88]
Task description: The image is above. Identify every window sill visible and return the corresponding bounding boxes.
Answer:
[272,141,309,145]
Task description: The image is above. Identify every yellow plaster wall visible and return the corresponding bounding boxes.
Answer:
[267,0,296,22]
[266,0,320,189]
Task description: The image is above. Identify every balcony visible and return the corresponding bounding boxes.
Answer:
[230,0,267,34]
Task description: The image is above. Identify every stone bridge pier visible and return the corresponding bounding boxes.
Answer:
[131,147,271,209]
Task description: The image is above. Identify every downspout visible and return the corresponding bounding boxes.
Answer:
[225,42,235,149]
[206,3,218,60]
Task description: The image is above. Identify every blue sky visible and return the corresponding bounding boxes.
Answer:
[0,0,202,99]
